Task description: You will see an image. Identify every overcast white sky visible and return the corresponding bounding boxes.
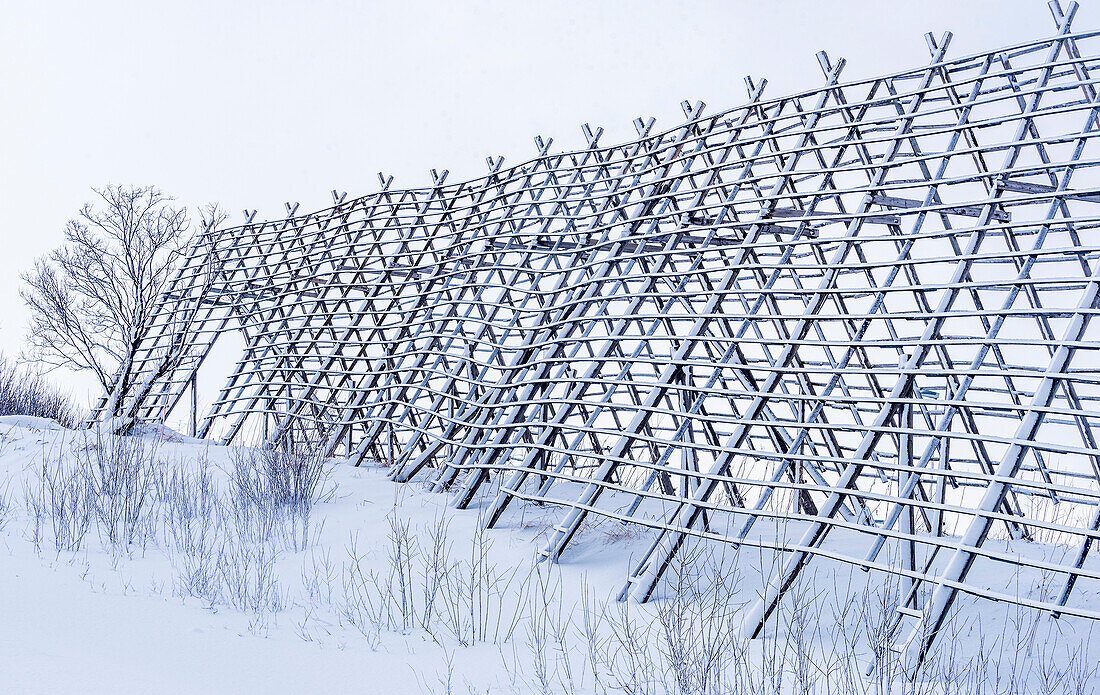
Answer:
[0,0,1081,403]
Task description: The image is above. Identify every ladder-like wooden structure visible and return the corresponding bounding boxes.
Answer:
[95,2,1100,665]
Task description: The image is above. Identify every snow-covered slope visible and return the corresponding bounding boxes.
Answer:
[1,419,1097,694]
[0,419,646,694]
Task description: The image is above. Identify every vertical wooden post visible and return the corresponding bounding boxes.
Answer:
[189,374,198,437]
[899,388,916,608]
[388,420,395,468]
[934,385,948,539]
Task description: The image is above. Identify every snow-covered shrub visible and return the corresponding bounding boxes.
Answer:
[158,460,220,556]
[525,568,577,694]
[80,431,159,556]
[227,445,334,551]
[339,532,384,650]
[338,507,529,649]
[22,432,159,557]
[652,541,744,695]
[22,452,93,553]
[154,453,290,624]
[218,534,287,616]
[339,512,424,640]
[157,461,224,602]
[0,357,80,427]
[436,520,528,646]
[300,545,337,607]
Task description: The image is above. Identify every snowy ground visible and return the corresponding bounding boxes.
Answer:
[1,417,1098,694]
[0,417,646,694]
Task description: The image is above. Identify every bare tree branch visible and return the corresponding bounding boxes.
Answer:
[20,185,201,416]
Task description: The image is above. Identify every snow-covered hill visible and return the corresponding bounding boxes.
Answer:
[1,417,1096,694]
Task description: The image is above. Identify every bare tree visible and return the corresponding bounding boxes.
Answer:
[21,185,222,419]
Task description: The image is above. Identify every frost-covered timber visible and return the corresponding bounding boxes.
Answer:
[95,1,1100,665]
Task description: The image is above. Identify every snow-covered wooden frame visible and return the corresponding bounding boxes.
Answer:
[96,1,1100,664]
